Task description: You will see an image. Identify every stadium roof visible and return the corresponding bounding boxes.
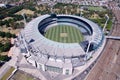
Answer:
[21,14,103,58]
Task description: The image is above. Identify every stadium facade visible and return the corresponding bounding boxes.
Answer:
[16,14,104,75]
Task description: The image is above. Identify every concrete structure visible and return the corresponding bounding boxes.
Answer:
[0,4,6,7]
[106,36,120,40]
[16,14,104,75]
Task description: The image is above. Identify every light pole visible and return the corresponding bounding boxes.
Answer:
[51,6,53,14]
[103,14,109,32]
[85,41,91,61]
[48,2,54,14]
[80,7,83,17]
[21,13,27,26]
[85,37,92,62]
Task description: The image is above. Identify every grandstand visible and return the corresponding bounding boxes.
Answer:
[16,14,104,75]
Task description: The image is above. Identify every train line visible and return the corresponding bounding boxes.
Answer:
[85,1,120,80]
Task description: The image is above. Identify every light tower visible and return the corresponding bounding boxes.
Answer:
[80,7,83,17]
[103,14,109,32]
[21,13,27,26]
[85,37,93,61]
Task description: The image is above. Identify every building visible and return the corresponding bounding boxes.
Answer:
[0,4,6,7]
[16,14,104,75]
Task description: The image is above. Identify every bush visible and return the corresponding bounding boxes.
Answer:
[0,31,5,38]
[27,6,36,11]
[106,20,112,31]
[0,55,11,61]
[8,6,23,14]
[0,31,16,38]
[0,42,11,52]
[5,32,11,38]
[4,42,11,52]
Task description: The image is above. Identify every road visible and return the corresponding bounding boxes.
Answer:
[85,1,120,80]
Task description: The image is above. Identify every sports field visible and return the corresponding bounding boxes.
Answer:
[45,25,83,43]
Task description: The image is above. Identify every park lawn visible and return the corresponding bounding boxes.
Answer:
[15,9,34,15]
[106,20,112,31]
[10,70,37,80]
[88,6,106,11]
[45,25,83,43]
[1,67,15,80]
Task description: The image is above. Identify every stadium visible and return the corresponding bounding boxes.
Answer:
[16,14,104,75]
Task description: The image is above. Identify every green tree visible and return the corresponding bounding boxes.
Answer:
[0,31,5,38]
[0,55,11,61]
[0,46,4,52]
[5,32,11,38]
[6,22,10,27]
[12,34,16,38]
[3,42,11,52]
[19,22,24,28]
[0,43,3,47]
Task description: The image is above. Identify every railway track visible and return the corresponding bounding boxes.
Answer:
[85,1,120,80]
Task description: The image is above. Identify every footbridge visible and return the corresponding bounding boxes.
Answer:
[106,36,120,40]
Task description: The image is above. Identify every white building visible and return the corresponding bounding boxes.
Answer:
[0,4,6,7]
[16,14,104,75]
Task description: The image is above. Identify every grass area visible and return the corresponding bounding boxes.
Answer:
[45,25,83,43]
[106,20,112,31]
[1,67,15,80]
[88,6,106,11]
[10,70,39,80]
[15,9,34,15]
[90,18,113,31]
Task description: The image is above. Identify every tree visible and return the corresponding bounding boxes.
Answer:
[0,55,11,61]
[33,13,38,18]
[15,23,20,29]
[10,21,16,29]
[0,46,4,52]
[0,31,5,38]
[19,22,24,28]
[3,42,11,52]
[12,34,16,38]
[5,32,11,38]
[0,43,3,47]
[6,22,10,27]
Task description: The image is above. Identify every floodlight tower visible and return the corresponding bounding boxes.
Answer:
[85,37,93,62]
[49,2,54,14]
[103,14,109,32]
[21,13,27,26]
[35,0,38,6]
[77,3,80,16]
[51,6,53,14]
[80,7,83,17]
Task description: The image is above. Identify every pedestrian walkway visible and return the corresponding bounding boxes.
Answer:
[106,36,120,40]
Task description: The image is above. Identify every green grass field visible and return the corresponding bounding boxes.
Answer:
[45,25,83,43]
[1,67,15,80]
[88,6,106,11]
[10,70,38,80]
